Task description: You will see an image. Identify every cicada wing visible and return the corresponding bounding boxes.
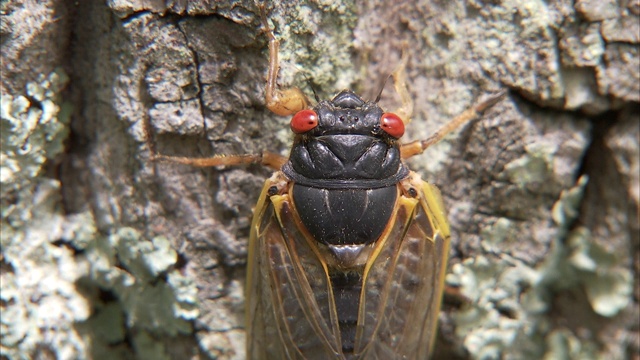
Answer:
[246,179,343,360]
[246,199,288,359]
[354,179,451,359]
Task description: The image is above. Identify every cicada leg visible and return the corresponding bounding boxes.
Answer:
[384,48,506,159]
[400,90,507,159]
[143,112,287,170]
[145,132,287,170]
[259,6,309,116]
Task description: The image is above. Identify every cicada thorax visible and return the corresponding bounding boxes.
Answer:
[283,90,407,248]
[281,90,409,354]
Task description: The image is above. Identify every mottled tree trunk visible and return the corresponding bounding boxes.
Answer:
[1,0,637,359]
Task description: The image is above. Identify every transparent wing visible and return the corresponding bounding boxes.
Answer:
[354,177,451,359]
[246,176,343,360]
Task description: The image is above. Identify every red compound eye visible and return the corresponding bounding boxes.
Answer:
[290,109,319,134]
[380,112,405,138]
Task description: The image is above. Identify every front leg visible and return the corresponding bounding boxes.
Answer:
[259,6,309,116]
[383,50,507,159]
[401,90,507,159]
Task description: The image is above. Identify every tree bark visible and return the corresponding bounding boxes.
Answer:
[1,0,637,359]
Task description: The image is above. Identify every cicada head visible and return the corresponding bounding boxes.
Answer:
[284,90,408,184]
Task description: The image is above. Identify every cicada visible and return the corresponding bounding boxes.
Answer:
[147,8,505,360]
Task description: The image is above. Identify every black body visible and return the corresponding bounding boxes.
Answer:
[281,91,408,353]
[291,185,397,246]
[282,90,408,248]
[329,271,363,354]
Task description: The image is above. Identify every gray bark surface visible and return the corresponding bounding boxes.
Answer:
[1,0,638,359]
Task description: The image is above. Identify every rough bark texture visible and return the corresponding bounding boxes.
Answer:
[1,0,638,359]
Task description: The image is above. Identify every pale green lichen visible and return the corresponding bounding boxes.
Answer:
[270,0,358,93]
[1,69,90,359]
[551,175,589,230]
[69,223,199,360]
[85,302,126,345]
[269,1,359,152]
[62,212,99,251]
[113,228,178,279]
[448,174,632,359]
[480,217,518,254]
[1,69,71,224]
[449,255,547,360]
[504,152,550,187]
[542,328,599,360]
[565,227,633,317]
[133,331,172,360]
[1,69,70,190]
[504,141,561,188]
[548,176,632,317]
[86,227,199,337]
[1,69,199,359]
